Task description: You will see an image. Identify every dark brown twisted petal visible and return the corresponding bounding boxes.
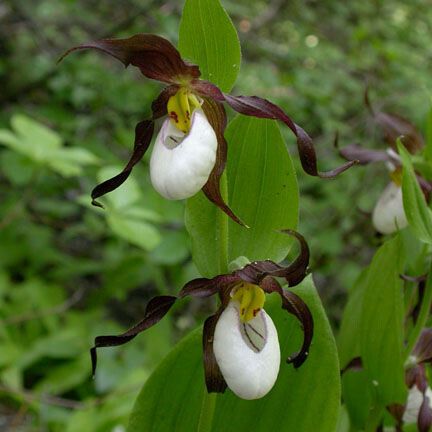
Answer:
[202,308,228,393]
[418,394,432,432]
[413,328,432,364]
[90,295,177,376]
[200,97,246,226]
[179,274,240,299]
[234,229,309,287]
[58,34,200,84]
[406,364,426,390]
[365,90,424,154]
[376,112,424,154]
[193,80,357,178]
[227,95,357,178]
[338,143,392,165]
[260,277,313,368]
[91,120,154,207]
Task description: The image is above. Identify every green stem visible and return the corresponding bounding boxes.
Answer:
[217,173,229,273]
[197,390,217,432]
[404,266,432,358]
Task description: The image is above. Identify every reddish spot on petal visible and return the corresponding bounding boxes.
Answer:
[253,308,260,317]
[186,110,190,120]
[169,111,179,123]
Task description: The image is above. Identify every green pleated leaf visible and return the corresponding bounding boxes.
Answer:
[178,0,241,92]
[359,235,406,406]
[342,370,373,431]
[337,269,368,369]
[185,116,299,277]
[398,141,432,244]
[127,277,340,432]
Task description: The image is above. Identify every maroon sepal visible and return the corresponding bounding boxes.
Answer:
[179,274,239,299]
[365,90,424,154]
[224,94,357,178]
[202,309,228,393]
[338,143,392,166]
[261,280,313,368]
[200,97,246,226]
[418,393,432,432]
[234,229,309,287]
[58,34,200,84]
[91,120,154,208]
[193,81,357,178]
[413,328,432,364]
[90,295,176,376]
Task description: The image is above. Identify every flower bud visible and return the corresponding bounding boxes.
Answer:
[372,182,408,234]
[150,109,217,200]
[213,301,280,400]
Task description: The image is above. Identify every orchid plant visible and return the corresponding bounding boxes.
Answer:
[338,93,432,431]
[339,91,428,235]
[58,0,359,430]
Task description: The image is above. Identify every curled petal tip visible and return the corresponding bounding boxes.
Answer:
[317,159,359,179]
[91,199,104,209]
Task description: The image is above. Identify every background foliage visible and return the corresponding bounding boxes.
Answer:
[0,0,431,430]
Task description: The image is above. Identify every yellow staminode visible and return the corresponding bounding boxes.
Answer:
[232,283,266,323]
[167,88,201,133]
[390,167,403,186]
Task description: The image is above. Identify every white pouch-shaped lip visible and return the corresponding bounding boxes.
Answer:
[372,181,408,235]
[213,301,281,400]
[403,385,432,424]
[149,108,217,200]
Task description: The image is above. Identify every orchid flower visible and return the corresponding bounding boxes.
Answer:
[90,230,313,400]
[388,329,432,432]
[59,33,355,226]
[339,91,428,235]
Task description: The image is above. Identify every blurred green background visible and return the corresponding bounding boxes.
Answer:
[0,0,431,430]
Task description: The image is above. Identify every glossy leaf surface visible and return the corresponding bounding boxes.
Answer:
[179,0,241,92]
[360,235,406,405]
[186,116,298,277]
[337,269,368,369]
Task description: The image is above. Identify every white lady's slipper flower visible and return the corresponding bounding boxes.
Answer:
[213,283,280,400]
[62,33,355,223]
[372,181,408,234]
[89,230,313,398]
[150,107,217,200]
[403,385,432,425]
